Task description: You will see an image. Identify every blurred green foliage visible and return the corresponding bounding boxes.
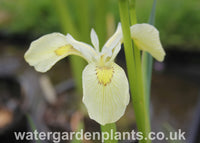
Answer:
[0,0,199,49]
[156,0,200,50]
[0,0,60,35]
[136,0,200,50]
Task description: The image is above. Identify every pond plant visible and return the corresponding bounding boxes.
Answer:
[24,0,165,143]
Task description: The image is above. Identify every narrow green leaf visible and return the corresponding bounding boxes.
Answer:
[26,114,42,143]
[142,0,157,115]
[94,0,107,48]
[149,0,157,25]
[53,0,77,36]
[76,0,90,43]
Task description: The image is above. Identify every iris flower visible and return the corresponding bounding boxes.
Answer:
[24,23,165,125]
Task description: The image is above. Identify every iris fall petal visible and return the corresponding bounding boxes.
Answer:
[82,63,130,125]
[130,24,165,61]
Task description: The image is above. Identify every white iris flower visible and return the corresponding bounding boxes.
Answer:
[24,23,165,125]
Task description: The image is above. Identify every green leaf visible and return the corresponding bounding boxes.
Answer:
[142,0,157,115]
[26,114,42,143]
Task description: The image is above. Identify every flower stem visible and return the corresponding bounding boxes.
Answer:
[101,123,117,143]
[118,0,135,89]
[118,0,151,143]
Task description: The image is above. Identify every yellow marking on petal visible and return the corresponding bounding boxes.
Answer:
[55,45,74,56]
[96,66,114,86]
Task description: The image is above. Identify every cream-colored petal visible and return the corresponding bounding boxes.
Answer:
[90,29,99,52]
[101,23,123,57]
[24,33,85,72]
[130,24,165,61]
[109,43,121,62]
[82,63,130,125]
[66,34,98,62]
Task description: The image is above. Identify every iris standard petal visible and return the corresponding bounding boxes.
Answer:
[90,29,99,52]
[109,43,121,62]
[130,24,166,62]
[82,63,130,125]
[24,33,85,72]
[101,23,123,57]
